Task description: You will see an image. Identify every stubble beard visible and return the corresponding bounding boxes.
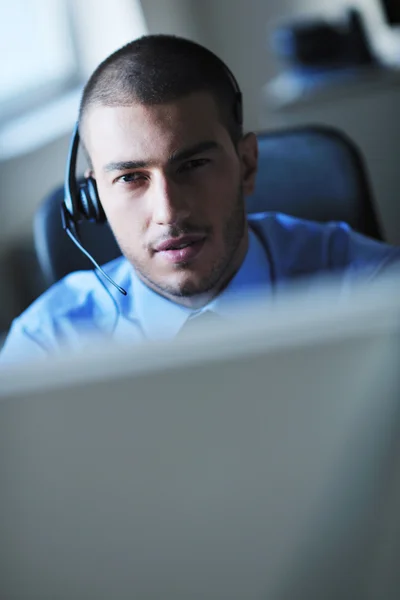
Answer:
[123,186,247,301]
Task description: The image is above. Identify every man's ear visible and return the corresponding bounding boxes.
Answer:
[238,132,258,196]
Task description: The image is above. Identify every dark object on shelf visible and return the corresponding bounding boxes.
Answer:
[380,0,400,26]
[271,8,376,69]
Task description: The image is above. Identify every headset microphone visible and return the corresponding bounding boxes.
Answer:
[61,205,127,295]
[61,123,127,295]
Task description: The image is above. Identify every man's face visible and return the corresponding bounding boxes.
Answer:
[84,92,258,305]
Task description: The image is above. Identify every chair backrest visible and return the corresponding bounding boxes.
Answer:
[248,126,382,236]
[34,125,383,287]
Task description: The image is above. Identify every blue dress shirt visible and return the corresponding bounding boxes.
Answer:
[1,212,399,364]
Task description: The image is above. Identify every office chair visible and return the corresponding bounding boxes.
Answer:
[34,125,384,288]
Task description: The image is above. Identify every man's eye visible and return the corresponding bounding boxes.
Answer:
[117,173,146,184]
[179,158,210,173]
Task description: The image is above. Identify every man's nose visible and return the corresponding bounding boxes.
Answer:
[152,175,190,226]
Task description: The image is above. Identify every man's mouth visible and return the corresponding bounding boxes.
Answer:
[154,234,207,264]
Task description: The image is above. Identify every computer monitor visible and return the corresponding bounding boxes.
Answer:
[0,273,399,599]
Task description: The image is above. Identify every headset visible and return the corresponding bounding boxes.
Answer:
[61,58,243,296]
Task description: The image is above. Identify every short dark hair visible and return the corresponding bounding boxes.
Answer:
[78,34,243,149]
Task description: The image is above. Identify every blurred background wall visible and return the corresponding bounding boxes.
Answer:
[0,0,399,333]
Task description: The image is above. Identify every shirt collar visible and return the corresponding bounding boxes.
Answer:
[126,226,271,340]
[130,273,193,340]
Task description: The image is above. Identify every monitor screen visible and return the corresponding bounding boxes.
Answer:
[1,273,400,599]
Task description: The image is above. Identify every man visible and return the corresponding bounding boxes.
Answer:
[1,34,400,363]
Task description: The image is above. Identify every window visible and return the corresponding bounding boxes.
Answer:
[0,0,79,121]
[0,0,148,123]
[69,0,148,78]
[0,0,148,157]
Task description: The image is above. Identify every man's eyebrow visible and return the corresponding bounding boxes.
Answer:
[103,159,148,173]
[103,141,220,174]
[169,141,220,163]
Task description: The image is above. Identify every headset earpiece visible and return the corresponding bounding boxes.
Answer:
[63,123,106,226]
[79,176,106,223]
